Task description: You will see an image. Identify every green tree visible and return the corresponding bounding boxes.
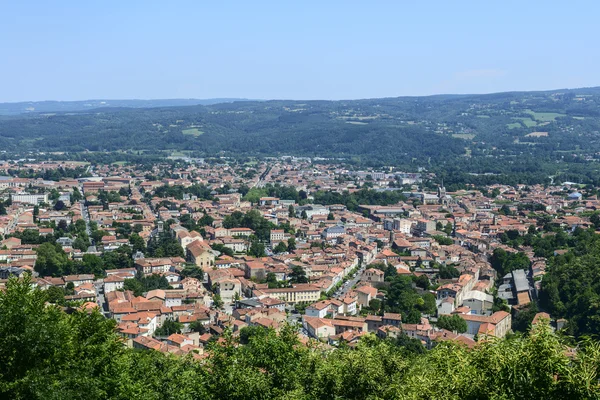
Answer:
[189,320,206,334]
[248,241,266,258]
[35,242,71,276]
[180,265,204,281]
[513,302,539,333]
[71,187,83,202]
[123,278,144,296]
[274,241,288,254]
[128,233,146,253]
[154,319,183,336]
[436,314,468,333]
[45,286,65,305]
[213,294,224,309]
[80,254,105,276]
[289,265,308,284]
[287,237,296,252]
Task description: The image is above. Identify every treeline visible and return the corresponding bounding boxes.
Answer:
[539,227,600,337]
[312,188,407,211]
[1,277,600,399]
[153,184,214,201]
[5,166,91,181]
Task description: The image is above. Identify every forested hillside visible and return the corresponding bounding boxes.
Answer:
[2,87,600,184]
[1,277,600,400]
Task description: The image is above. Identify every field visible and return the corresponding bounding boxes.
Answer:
[112,161,128,166]
[526,131,549,137]
[182,128,204,136]
[346,121,368,125]
[452,133,475,140]
[513,117,538,127]
[525,110,566,122]
[507,122,522,129]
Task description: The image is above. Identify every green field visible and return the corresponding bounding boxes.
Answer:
[525,110,566,122]
[507,122,522,129]
[112,161,127,166]
[182,128,204,136]
[452,133,475,140]
[512,117,537,127]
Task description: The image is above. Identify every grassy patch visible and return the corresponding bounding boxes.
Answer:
[346,121,368,125]
[526,131,549,138]
[182,128,204,136]
[452,133,475,140]
[112,161,128,166]
[513,117,537,127]
[525,110,566,122]
[507,123,522,129]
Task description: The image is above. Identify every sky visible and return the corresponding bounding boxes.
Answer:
[1,1,599,102]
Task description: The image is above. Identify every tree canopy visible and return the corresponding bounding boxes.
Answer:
[2,276,600,399]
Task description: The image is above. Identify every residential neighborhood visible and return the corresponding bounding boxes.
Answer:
[0,157,591,355]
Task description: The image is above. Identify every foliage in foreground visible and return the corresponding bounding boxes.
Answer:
[1,277,600,400]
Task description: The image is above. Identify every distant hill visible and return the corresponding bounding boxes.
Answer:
[2,87,600,185]
[0,98,253,115]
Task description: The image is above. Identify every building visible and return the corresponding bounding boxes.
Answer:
[260,284,321,305]
[296,205,329,219]
[11,193,49,205]
[362,268,384,284]
[104,274,126,293]
[458,311,512,338]
[270,229,286,244]
[322,225,346,240]
[187,241,215,269]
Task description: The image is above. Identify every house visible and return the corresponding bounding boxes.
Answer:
[259,197,280,206]
[64,274,94,287]
[187,241,215,269]
[458,310,512,338]
[356,285,378,308]
[362,268,384,283]
[214,278,242,303]
[104,274,126,293]
[330,318,367,335]
[166,333,194,348]
[270,229,286,244]
[306,299,344,319]
[245,261,266,281]
[303,316,336,339]
[462,290,494,315]
[135,258,183,275]
[382,313,402,328]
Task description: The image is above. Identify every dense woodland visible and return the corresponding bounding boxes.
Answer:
[3,88,600,184]
[1,277,600,400]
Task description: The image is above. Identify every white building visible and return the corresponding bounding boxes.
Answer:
[11,193,49,205]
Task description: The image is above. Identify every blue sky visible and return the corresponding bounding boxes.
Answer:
[1,1,598,102]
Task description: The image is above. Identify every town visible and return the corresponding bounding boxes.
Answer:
[0,157,590,357]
